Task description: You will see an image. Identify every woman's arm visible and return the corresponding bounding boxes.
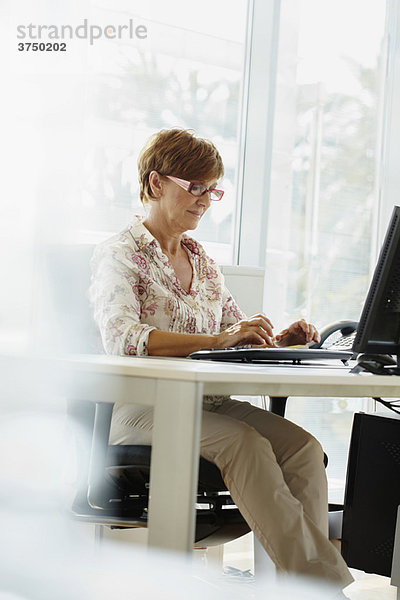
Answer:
[147,313,275,356]
[147,330,217,356]
[91,242,276,357]
[90,242,157,356]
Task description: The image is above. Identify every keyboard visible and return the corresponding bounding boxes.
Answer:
[189,347,353,364]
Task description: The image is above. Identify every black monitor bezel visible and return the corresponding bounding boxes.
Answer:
[352,205,400,357]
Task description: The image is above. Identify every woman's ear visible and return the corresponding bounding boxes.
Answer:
[148,171,163,198]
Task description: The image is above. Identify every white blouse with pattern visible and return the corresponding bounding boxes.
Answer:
[89,216,245,408]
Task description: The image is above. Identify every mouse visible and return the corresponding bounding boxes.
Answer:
[356,353,396,367]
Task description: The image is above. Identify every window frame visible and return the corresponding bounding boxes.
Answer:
[235,0,281,268]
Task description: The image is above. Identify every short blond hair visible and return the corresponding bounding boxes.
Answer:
[137,128,224,205]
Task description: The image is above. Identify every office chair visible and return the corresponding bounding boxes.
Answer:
[69,399,250,543]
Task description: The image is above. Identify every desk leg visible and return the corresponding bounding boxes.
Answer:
[269,396,288,417]
[148,379,203,554]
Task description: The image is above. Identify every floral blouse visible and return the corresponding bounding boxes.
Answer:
[90,215,245,358]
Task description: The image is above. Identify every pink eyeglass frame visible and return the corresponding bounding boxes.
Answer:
[165,175,224,201]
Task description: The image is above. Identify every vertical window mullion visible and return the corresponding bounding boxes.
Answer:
[236,0,281,268]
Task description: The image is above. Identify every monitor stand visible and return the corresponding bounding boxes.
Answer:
[352,353,400,375]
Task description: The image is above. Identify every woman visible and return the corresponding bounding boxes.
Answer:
[90,128,353,594]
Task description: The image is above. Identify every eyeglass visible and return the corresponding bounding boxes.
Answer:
[165,175,224,201]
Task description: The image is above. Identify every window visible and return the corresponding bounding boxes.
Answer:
[77,0,249,264]
[1,0,249,352]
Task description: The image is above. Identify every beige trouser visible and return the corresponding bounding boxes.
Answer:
[110,398,353,588]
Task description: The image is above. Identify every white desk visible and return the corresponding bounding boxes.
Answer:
[66,355,400,554]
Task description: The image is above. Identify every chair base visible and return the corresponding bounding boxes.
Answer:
[71,492,250,543]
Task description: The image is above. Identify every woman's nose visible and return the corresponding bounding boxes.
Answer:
[197,193,211,207]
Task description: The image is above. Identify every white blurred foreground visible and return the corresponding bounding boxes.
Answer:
[0,355,345,600]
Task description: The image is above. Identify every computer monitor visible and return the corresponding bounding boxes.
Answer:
[352,205,400,367]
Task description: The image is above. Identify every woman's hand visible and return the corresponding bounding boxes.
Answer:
[214,314,275,348]
[274,319,320,347]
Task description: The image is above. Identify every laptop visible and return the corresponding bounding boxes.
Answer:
[189,346,352,365]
